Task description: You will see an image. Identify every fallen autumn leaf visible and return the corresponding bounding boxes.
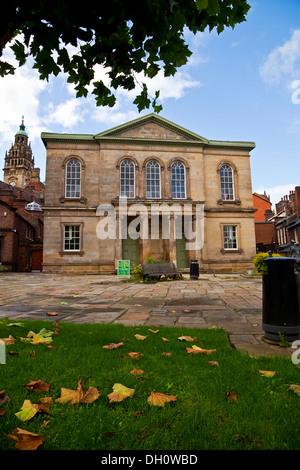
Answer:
[147,391,177,407]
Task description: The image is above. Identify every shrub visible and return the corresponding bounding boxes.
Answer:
[253,252,281,274]
[0,264,7,273]
[130,264,143,282]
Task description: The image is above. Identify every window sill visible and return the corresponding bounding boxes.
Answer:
[59,250,85,257]
[217,199,241,205]
[220,249,243,254]
[60,197,87,204]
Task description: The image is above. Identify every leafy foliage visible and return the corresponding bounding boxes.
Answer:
[252,252,282,274]
[0,0,251,111]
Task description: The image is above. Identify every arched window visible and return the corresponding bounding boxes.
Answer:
[171,161,186,199]
[120,159,135,198]
[65,159,81,198]
[146,160,160,198]
[220,164,234,201]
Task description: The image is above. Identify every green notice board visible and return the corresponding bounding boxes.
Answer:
[118,260,130,278]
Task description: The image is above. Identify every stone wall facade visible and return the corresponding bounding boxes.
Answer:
[42,114,256,274]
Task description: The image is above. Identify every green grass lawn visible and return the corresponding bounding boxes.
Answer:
[0,318,299,450]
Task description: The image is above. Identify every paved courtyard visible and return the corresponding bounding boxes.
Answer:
[0,272,294,358]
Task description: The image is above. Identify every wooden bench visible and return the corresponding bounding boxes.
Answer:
[141,263,183,281]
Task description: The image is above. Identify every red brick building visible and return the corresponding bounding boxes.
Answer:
[275,187,300,252]
[0,181,44,271]
[253,191,276,252]
[1,119,45,271]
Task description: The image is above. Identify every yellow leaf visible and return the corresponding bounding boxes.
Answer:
[15,400,38,421]
[149,329,159,334]
[15,400,50,422]
[147,391,177,407]
[257,370,276,377]
[134,334,147,340]
[107,383,135,403]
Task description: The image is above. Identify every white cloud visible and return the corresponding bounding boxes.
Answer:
[0,51,47,145]
[116,69,201,103]
[255,184,297,208]
[260,29,300,85]
[45,98,86,129]
[92,106,139,126]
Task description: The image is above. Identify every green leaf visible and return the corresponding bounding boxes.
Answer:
[196,0,209,12]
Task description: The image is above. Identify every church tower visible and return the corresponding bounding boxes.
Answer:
[3,117,39,188]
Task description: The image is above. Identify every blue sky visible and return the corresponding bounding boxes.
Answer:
[1,0,300,209]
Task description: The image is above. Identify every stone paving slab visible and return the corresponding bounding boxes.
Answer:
[0,272,295,358]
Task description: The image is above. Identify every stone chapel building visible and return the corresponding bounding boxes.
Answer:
[41,114,256,274]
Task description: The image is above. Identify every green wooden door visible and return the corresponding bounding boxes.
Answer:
[176,234,188,268]
[122,236,139,267]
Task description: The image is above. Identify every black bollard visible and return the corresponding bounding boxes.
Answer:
[190,260,199,280]
[262,257,300,342]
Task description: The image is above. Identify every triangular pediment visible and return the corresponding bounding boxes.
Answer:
[95,114,208,143]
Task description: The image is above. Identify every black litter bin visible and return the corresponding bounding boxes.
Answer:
[190,260,199,280]
[262,257,300,342]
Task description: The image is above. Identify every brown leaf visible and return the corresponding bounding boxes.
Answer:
[8,350,18,356]
[162,337,170,342]
[103,342,124,350]
[0,390,10,407]
[6,428,44,450]
[55,378,100,405]
[24,380,51,393]
[226,391,238,402]
[40,420,51,428]
[207,361,219,367]
[46,312,58,316]
[130,369,144,376]
[186,346,216,355]
[128,352,142,359]
[177,335,198,342]
[29,350,36,358]
[149,329,159,334]
[107,383,135,403]
[0,335,15,344]
[0,409,7,417]
[40,397,53,405]
[102,431,116,437]
[147,391,177,407]
[287,384,300,396]
[161,352,172,357]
